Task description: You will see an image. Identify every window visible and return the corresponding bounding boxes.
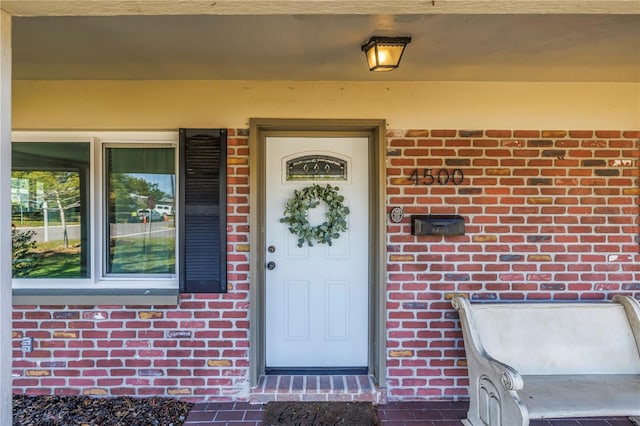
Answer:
[11,132,185,305]
[11,142,90,279]
[11,130,227,304]
[105,147,176,276]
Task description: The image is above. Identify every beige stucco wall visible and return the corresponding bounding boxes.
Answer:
[12,80,640,130]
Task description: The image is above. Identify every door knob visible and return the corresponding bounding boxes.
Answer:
[267,261,276,270]
[268,245,276,253]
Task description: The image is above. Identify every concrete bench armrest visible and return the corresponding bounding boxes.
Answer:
[452,296,523,390]
[614,295,640,355]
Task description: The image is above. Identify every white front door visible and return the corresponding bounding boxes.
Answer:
[265,136,369,369]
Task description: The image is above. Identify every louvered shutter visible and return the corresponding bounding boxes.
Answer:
[179,129,227,293]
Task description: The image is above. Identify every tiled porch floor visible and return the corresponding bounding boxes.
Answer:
[183,401,636,426]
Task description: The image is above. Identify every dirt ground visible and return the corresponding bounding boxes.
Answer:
[263,401,380,426]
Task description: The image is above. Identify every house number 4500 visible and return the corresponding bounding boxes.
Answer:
[408,168,464,186]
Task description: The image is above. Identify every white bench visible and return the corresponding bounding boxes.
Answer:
[452,295,640,426]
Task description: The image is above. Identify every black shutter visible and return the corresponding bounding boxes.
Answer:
[179,129,227,293]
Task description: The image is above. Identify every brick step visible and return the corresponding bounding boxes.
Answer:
[250,375,387,404]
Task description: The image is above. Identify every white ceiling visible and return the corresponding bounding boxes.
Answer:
[7,4,640,82]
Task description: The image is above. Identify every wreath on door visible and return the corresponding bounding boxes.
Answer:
[280,184,350,247]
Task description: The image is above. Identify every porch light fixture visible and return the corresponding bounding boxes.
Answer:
[361,36,412,72]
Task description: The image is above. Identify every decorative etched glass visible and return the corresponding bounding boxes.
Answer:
[286,155,347,181]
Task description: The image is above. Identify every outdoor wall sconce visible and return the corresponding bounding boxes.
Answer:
[361,36,412,71]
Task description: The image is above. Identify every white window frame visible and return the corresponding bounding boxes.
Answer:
[11,131,180,305]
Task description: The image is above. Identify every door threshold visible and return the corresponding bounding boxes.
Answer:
[250,374,387,404]
[265,367,368,375]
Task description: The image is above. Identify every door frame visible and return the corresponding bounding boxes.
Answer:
[249,118,387,387]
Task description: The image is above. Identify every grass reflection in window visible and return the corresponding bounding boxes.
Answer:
[106,147,176,276]
[12,142,90,279]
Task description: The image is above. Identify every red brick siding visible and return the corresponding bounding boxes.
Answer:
[385,129,640,400]
[11,128,640,402]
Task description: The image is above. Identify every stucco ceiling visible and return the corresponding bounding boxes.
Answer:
[6,2,640,82]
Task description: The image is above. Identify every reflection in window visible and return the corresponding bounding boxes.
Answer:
[106,147,176,275]
[11,142,90,278]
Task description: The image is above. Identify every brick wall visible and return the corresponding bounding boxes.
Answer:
[385,129,640,400]
[11,128,640,402]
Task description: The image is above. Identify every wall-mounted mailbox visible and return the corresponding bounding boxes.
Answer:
[411,214,465,236]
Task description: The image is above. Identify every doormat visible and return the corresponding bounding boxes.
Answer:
[263,401,380,426]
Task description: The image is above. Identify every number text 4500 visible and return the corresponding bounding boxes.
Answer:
[408,168,464,186]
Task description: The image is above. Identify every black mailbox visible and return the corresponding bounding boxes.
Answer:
[411,214,465,236]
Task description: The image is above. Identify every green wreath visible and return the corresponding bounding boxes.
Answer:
[280,184,350,247]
